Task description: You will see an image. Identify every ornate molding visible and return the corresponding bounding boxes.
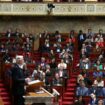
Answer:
[0,3,105,16]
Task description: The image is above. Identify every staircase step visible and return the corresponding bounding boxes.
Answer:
[68,79,76,83]
[63,97,73,101]
[64,92,75,97]
[71,75,77,78]
[0,83,5,87]
[66,88,75,92]
[3,102,11,105]
[67,83,76,87]
[0,92,9,97]
[0,88,7,92]
[2,97,10,101]
[62,101,74,105]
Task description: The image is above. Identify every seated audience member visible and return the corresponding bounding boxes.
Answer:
[41,30,49,38]
[45,65,52,86]
[66,30,75,46]
[97,99,104,105]
[77,30,86,51]
[93,60,103,70]
[86,42,93,56]
[49,49,55,59]
[13,28,21,37]
[3,49,11,63]
[5,28,12,38]
[24,52,32,64]
[53,73,62,86]
[31,65,45,81]
[58,59,67,70]
[54,30,61,38]
[86,29,94,39]
[79,55,91,70]
[77,74,84,86]
[102,88,105,97]
[40,57,47,70]
[58,66,68,78]
[98,50,105,62]
[0,44,6,52]
[81,43,87,56]
[76,81,89,96]
[50,58,57,75]
[60,49,73,64]
[65,43,74,53]
[89,82,103,96]
[74,95,85,105]
[56,33,63,43]
[23,43,32,52]
[88,93,98,105]
[42,39,50,53]
[93,71,103,78]
[95,32,104,51]
[53,42,62,53]
[93,77,104,87]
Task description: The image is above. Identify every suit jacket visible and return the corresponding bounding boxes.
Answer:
[102,88,105,96]
[89,87,103,96]
[78,33,86,42]
[76,87,89,96]
[89,98,98,105]
[11,64,25,95]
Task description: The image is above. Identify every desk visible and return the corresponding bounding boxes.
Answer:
[24,88,54,105]
[0,97,4,105]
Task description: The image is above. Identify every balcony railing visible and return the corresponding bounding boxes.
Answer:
[0,3,105,16]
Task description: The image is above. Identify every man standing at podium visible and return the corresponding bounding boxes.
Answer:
[11,55,30,105]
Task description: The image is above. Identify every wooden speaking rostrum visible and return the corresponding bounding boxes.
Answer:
[24,80,54,105]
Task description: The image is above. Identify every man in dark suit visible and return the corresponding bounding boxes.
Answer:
[11,56,29,105]
[77,30,86,50]
[89,82,103,96]
[76,81,89,96]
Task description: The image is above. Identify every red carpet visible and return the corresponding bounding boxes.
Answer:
[0,80,12,105]
[60,76,77,105]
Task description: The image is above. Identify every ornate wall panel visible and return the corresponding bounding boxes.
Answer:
[0,3,105,16]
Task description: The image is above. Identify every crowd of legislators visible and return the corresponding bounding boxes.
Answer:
[1,28,105,104]
[75,29,105,105]
[2,29,75,93]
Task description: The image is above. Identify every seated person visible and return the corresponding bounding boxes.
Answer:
[74,95,85,105]
[53,42,62,53]
[31,65,45,81]
[93,60,103,70]
[3,49,11,63]
[102,88,105,97]
[76,81,89,96]
[93,71,103,78]
[79,55,91,70]
[97,99,104,105]
[53,73,62,86]
[89,82,103,96]
[58,59,67,70]
[77,74,84,86]
[88,93,98,105]
[93,77,104,87]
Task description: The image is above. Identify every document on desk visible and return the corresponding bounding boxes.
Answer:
[27,80,41,85]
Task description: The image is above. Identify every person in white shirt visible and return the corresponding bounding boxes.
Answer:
[93,77,104,87]
[58,59,67,70]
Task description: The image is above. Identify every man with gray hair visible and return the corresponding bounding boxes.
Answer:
[11,55,30,105]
